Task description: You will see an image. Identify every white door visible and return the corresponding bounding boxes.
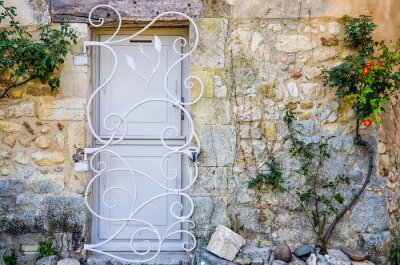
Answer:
[95,35,186,251]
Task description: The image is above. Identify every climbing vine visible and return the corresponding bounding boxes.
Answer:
[249,111,373,254]
[0,1,77,98]
[323,15,400,134]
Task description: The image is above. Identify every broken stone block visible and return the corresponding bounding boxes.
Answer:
[207,225,246,261]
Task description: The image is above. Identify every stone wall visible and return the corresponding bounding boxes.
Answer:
[189,1,399,264]
[0,0,399,264]
[0,1,91,263]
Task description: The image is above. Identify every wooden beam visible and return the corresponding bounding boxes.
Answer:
[50,0,203,23]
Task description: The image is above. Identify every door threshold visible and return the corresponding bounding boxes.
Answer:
[86,252,192,265]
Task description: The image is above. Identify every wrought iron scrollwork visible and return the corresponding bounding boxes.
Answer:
[83,5,202,263]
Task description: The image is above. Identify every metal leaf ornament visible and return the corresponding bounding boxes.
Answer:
[125,54,136,70]
[154,35,162,51]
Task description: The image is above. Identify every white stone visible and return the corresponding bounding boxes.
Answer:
[3,135,16,148]
[215,85,227,98]
[228,28,252,54]
[275,35,316,53]
[7,101,35,117]
[31,151,65,166]
[40,125,50,134]
[2,168,10,176]
[268,23,283,32]
[328,22,341,35]
[327,112,337,123]
[0,121,22,133]
[251,32,263,52]
[0,0,49,26]
[233,96,262,121]
[306,254,317,265]
[67,122,86,158]
[37,98,86,121]
[287,82,299,97]
[313,49,338,62]
[192,18,227,69]
[19,134,35,147]
[15,152,29,165]
[0,150,11,160]
[302,83,323,100]
[56,133,65,149]
[35,135,51,149]
[57,259,80,265]
[207,225,246,261]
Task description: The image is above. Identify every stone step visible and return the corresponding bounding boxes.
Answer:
[85,253,191,265]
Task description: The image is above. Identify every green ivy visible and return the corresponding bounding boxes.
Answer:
[38,241,56,258]
[3,254,17,265]
[248,154,284,192]
[249,111,351,253]
[0,1,78,98]
[390,229,400,265]
[323,15,400,125]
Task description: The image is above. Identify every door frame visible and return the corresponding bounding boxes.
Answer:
[89,27,191,252]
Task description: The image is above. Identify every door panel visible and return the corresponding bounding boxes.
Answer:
[98,145,182,241]
[99,36,182,138]
[95,35,185,251]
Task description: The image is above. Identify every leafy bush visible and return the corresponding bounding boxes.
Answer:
[390,230,400,265]
[38,241,56,258]
[0,0,77,98]
[323,15,400,127]
[3,254,17,265]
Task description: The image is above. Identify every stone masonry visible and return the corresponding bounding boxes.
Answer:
[0,0,399,264]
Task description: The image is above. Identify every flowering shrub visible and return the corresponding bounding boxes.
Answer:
[324,15,400,126]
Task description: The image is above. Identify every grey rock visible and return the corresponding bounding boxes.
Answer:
[360,231,392,264]
[289,255,306,265]
[36,255,58,265]
[268,251,276,265]
[43,196,86,233]
[294,245,314,258]
[340,247,368,261]
[274,244,292,262]
[57,259,80,265]
[273,261,288,265]
[31,174,64,194]
[327,249,351,265]
[0,212,42,235]
[316,254,330,265]
[233,245,273,264]
[351,196,389,233]
[0,178,24,196]
[193,248,235,265]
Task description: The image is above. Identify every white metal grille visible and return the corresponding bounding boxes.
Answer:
[82,5,203,263]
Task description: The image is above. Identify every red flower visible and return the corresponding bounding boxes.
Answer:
[363,66,370,75]
[378,62,384,67]
[367,62,374,69]
[363,119,372,127]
